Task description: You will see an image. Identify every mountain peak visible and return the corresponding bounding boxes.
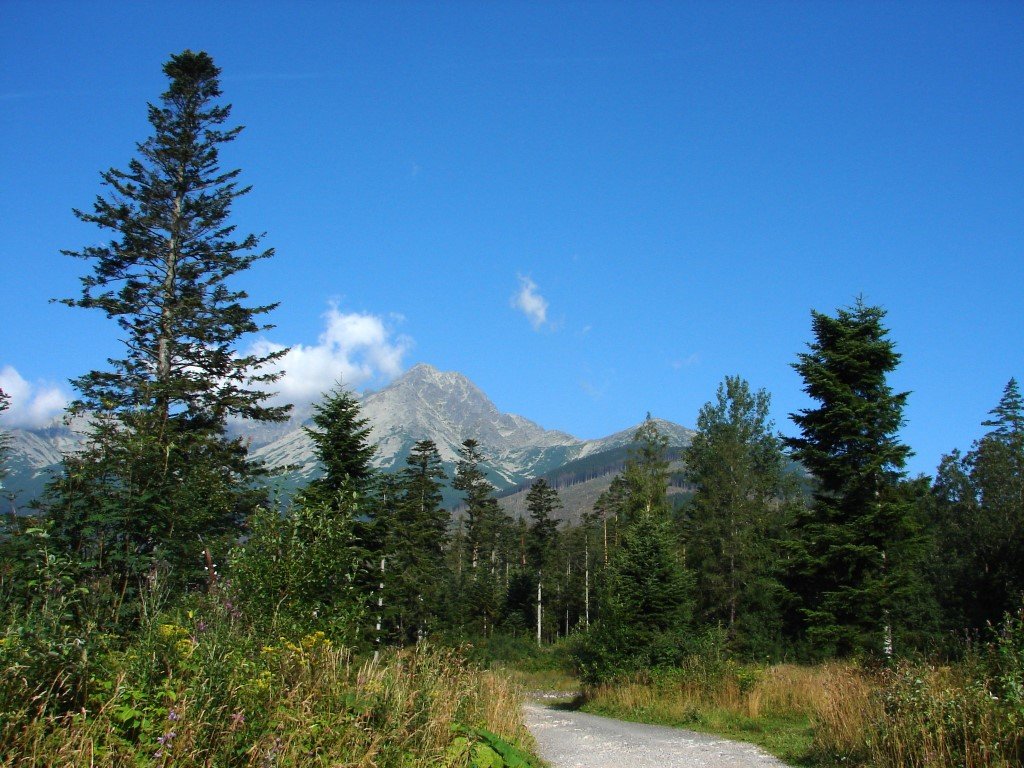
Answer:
[395,363,476,390]
[5,363,695,508]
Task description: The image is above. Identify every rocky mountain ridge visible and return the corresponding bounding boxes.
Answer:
[1,363,694,509]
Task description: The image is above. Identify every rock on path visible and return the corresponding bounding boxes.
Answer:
[524,703,791,768]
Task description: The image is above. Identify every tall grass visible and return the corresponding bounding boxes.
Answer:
[581,611,1024,768]
[582,660,820,764]
[0,589,538,767]
[812,659,1022,768]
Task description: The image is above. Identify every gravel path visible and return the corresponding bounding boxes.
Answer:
[524,703,791,768]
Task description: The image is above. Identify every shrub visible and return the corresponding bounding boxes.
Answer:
[0,585,539,767]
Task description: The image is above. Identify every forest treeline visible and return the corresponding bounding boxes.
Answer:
[0,49,1021,766]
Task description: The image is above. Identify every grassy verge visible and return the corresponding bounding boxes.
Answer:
[580,663,819,766]
[576,640,1024,768]
[0,591,543,767]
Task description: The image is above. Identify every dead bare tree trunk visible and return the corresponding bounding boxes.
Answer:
[373,556,385,664]
[536,573,543,647]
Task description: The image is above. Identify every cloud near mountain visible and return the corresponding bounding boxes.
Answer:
[247,303,413,407]
[0,365,69,429]
[3,363,694,515]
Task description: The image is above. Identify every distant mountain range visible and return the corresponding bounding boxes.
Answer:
[1,363,695,519]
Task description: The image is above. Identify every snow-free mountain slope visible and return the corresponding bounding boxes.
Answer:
[3,364,694,509]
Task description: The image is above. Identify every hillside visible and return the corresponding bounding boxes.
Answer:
[1,364,694,513]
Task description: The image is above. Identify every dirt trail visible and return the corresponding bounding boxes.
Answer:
[524,702,790,768]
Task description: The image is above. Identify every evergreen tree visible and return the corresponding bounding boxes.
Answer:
[526,477,561,572]
[575,419,693,681]
[593,474,627,566]
[49,51,288,599]
[453,439,501,570]
[606,511,693,639]
[388,439,450,642]
[786,299,924,657]
[452,439,508,633]
[684,376,796,656]
[525,477,562,642]
[933,379,1024,632]
[622,415,671,521]
[301,382,376,505]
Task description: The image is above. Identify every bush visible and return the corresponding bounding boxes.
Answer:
[0,525,107,730]
[812,603,1024,767]
[0,585,539,766]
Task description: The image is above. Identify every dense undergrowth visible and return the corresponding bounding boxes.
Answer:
[579,608,1024,767]
[0,546,541,767]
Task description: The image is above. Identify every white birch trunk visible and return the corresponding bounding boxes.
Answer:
[536,575,542,647]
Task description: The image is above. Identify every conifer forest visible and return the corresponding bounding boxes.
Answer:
[1,51,1021,768]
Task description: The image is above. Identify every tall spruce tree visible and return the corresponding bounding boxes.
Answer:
[452,439,508,633]
[622,415,672,521]
[593,474,627,565]
[50,51,288,599]
[684,376,795,655]
[526,477,561,573]
[453,439,501,570]
[786,299,925,657]
[388,439,450,642]
[526,477,562,642]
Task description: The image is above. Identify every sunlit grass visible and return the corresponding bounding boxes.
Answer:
[581,663,820,765]
[0,593,540,767]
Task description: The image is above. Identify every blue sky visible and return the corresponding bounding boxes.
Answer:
[1,1,1021,476]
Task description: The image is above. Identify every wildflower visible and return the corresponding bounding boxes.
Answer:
[167,708,180,722]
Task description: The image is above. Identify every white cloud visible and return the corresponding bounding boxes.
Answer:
[249,304,413,407]
[671,353,701,370]
[512,275,549,330]
[0,365,70,428]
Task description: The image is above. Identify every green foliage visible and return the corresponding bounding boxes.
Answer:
[684,376,798,657]
[525,477,560,573]
[1,580,539,767]
[814,607,1024,767]
[604,511,693,636]
[452,440,513,635]
[932,378,1024,634]
[449,725,544,768]
[573,419,694,683]
[786,299,928,657]
[301,382,377,505]
[621,414,671,521]
[0,524,106,728]
[229,495,365,641]
[46,50,289,604]
[381,440,451,642]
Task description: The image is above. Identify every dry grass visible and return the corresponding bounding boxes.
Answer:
[805,662,880,763]
[581,662,819,764]
[588,661,831,722]
[586,656,1022,768]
